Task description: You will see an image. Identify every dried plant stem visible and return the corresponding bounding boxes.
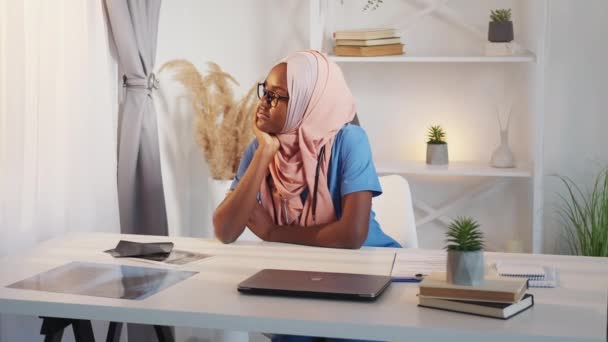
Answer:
[159,60,256,180]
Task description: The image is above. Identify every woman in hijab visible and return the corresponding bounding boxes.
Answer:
[213,50,399,249]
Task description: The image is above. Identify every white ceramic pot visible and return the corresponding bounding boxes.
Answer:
[208,177,233,214]
[446,250,485,286]
[207,177,260,242]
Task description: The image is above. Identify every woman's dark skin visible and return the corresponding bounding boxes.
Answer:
[212,63,372,249]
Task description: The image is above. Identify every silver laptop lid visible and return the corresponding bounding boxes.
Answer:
[238,269,391,300]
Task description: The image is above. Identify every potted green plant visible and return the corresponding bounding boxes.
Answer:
[426,125,448,165]
[488,9,514,43]
[445,217,485,286]
[558,169,608,257]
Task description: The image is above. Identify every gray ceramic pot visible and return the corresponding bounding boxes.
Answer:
[488,21,514,42]
[426,143,448,165]
[446,250,485,286]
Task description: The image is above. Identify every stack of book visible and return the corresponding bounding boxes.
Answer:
[333,28,404,57]
[485,42,515,56]
[417,273,534,319]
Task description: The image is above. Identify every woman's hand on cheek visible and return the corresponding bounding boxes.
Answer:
[253,110,280,158]
[247,203,277,241]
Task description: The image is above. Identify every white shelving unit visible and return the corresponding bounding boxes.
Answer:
[328,53,536,63]
[376,160,532,178]
[309,0,548,253]
[377,160,532,237]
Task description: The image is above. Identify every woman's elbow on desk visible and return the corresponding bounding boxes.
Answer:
[213,225,231,244]
[213,212,239,244]
[215,231,237,244]
[346,224,368,249]
[326,220,368,249]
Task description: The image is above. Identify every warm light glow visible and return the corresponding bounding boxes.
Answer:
[410,115,477,162]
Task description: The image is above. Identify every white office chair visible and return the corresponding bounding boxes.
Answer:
[373,175,418,248]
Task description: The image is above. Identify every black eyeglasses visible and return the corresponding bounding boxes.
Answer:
[257,82,289,108]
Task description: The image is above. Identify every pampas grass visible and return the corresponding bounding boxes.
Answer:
[159,60,256,180]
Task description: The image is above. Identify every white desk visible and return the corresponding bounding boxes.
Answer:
[0,233,606,341]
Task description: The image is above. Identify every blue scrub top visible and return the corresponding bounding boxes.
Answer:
[230,124,401,248]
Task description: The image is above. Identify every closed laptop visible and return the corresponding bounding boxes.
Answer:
[238,269,391,301]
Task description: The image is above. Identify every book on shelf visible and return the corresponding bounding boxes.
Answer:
[334,44,404,57]
[418,293,534,320]
[335,37,401,46]
[485,42,515,56]
[333,28,397,40]
[418,273,528,303]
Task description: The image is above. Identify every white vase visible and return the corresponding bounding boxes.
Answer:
[491,128,515,168]
[208,178,233,214]
[207,177,260,242]
[491,103,515,168]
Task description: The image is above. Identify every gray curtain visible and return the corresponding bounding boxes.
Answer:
[105,0,167,237]
[105,1,167,339]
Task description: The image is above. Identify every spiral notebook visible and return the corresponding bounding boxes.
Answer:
[495,262,545,280]
[495,262,557,288]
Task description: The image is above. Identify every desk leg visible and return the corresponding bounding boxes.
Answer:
[40,317,69,342]
[72,320,95,342]
[153,325,174,342]
[40,317,95,342]
[106,322,122,342]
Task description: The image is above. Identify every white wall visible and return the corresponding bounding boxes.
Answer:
[155,0,607,254]
[542,0,608,253]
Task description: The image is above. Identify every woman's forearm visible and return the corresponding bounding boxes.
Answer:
[268,220,367,249]
[268,191,372,249]
[213,147,275,243]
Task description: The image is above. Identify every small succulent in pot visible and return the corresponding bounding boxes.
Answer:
[445,217,485,286]
[488,8,514,43]
[426,125,448,165]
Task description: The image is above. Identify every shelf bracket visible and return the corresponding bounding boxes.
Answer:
[412,178,505,251]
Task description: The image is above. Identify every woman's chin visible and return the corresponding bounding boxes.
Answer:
[256,118,272,133]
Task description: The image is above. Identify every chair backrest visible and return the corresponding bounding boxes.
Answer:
[350,113,360,126]
[373,175,418,248]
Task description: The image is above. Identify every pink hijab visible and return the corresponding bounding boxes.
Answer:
[260,50,356,226]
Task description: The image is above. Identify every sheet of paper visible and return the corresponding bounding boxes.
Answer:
[391,251,446,278]
[162,250,211,265]
[126,249,212,266]
[529,266,558,288]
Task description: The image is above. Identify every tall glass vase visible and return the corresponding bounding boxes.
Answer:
[491,103,515,168]
[491,128,515,168]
